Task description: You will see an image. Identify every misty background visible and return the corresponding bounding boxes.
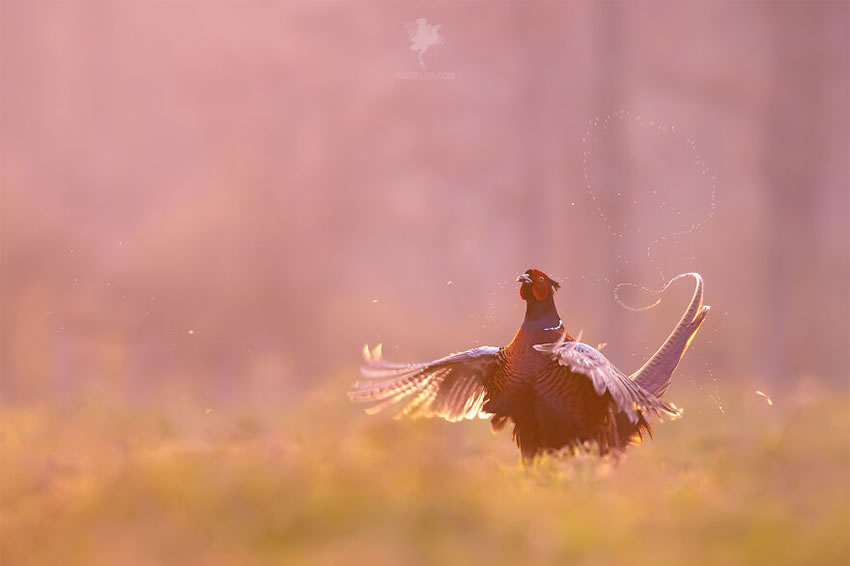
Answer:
[1,1,848,409]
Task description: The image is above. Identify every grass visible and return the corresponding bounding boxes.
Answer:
[1,376,848,566]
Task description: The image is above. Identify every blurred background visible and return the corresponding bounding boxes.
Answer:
[2,1,847,408]
[2,3,849,566]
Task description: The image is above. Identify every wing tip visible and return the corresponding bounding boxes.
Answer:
[664,401,684,420]
[362,342,384,362]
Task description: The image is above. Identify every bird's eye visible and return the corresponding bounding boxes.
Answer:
[539,276,545,282]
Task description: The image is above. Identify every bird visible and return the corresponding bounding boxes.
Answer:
[348,269,709,462]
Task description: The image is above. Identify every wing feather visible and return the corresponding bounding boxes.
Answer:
[349,346,501,422]
[534,340,681,423]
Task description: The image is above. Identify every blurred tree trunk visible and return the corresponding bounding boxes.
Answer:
[761,4,830,385]
[514,4,573,271]
[593,2,635,349]
[514,3,546,254]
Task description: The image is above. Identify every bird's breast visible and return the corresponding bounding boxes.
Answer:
[495,327,564,388]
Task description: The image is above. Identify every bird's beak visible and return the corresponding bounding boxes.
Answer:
[516,274,533,284]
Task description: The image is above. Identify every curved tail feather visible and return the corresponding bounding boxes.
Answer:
[631,273,710,397]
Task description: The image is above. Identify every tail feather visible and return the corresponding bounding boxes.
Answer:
[631,273,710,398]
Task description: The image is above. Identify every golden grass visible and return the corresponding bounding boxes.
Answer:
[1,378,848,566]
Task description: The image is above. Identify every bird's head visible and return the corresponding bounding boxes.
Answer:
[517,268,561,302]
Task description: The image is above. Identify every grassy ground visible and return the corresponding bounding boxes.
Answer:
[1,377,848,566]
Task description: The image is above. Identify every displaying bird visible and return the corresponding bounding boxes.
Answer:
[348,269,709,461]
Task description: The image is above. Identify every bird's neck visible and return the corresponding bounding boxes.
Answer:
[522,297,562,331]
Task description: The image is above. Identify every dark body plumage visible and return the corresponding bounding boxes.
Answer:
[478,284,648,459]
[349,269,709,461]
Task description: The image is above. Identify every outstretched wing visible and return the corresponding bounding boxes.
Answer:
[533,338,680,424]
[348,345,501,422]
